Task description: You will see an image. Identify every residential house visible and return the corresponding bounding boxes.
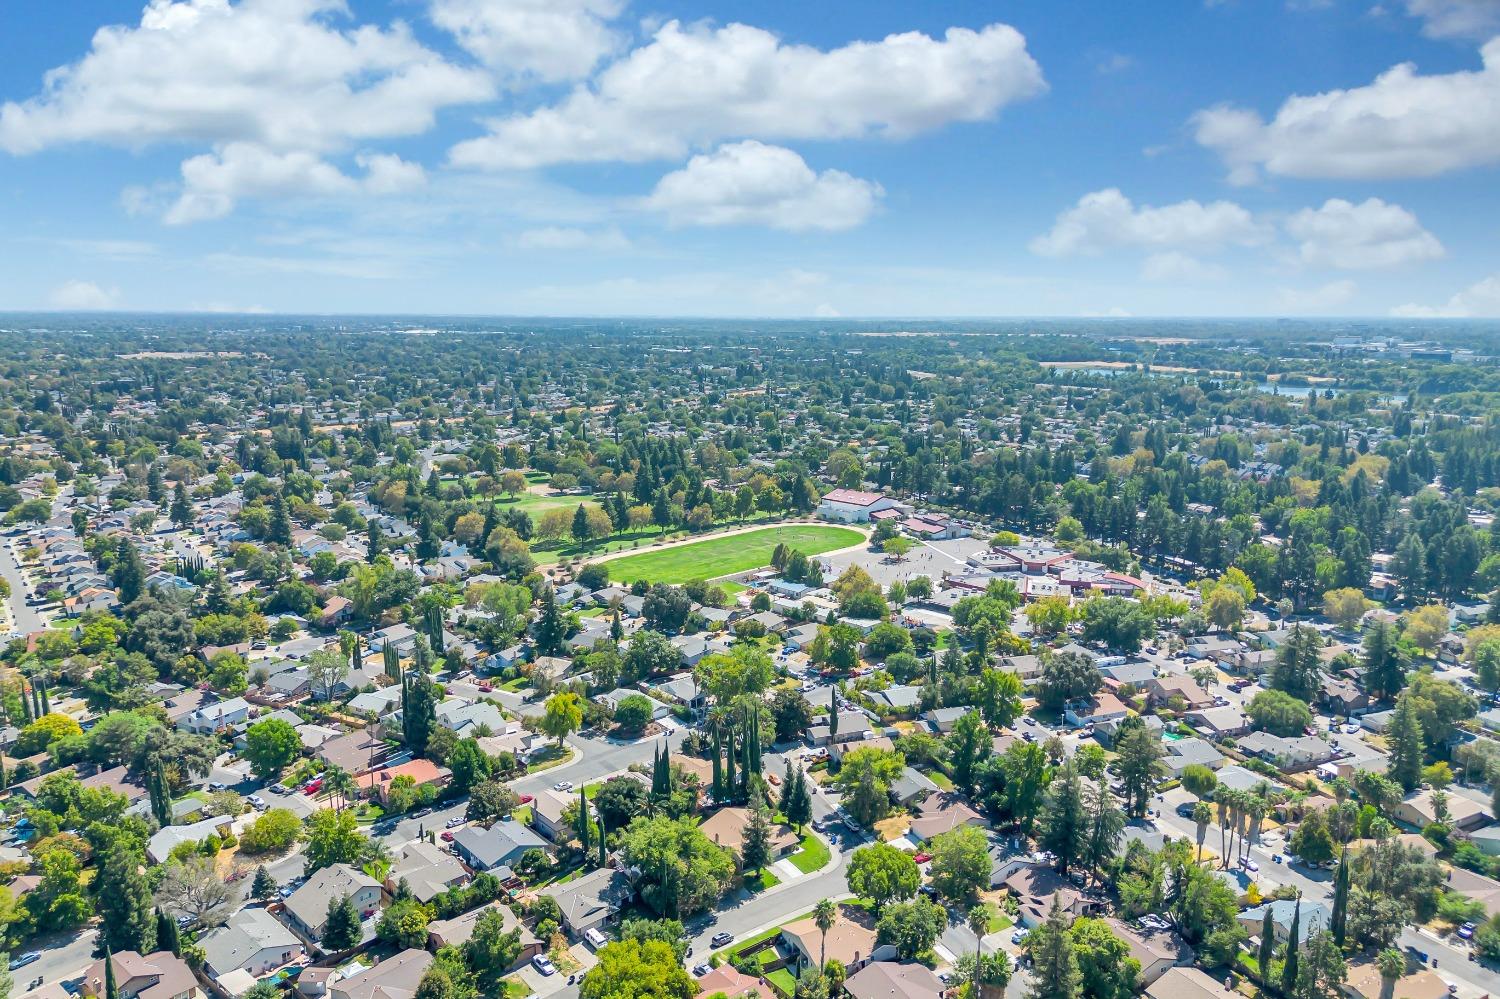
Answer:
[1103,918,1193,987]
[693,965,768,999]
[1238,900,1331,943]
[1146,968,1237,999]
[80,951,201,999]
[1063,692,1128,729]
[328,949,431,999]
[1319,676,1371,716]
[810,711,874,745]
[889,767,939,807]
[316,730,390,777]
[1004,865,1103,927]
[920,707,967,734]
[908,795,989,842]
[842,962,945,999]
[1185,707,1251,738]
[699,807,799,859]
[451,820,548,872]
[780,906,894,974]
[386,841,469,903]
[539,866,635,938]
[178,696,251,734]
[283,864,383,942]
[1394,789,1490,832]
[427,901,541,966]
[147,814,235,864]
[1236,732,1334,771]
[1145,676,1215,711]
[1439,867,1500,917]
[1163,738,1224,778]
[1342,961,1450,999]
[356,759,451,804]
[529,787,579,843]
[201,908,304,979]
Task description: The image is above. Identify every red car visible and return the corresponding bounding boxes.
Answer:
[913,852,931,864]
[303,779,323,795]
[440,831,455,842]
[518,794,534,804]
[477,681,493,692]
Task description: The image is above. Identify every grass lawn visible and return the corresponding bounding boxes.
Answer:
[928,771,955,791]
[491,490,600,517]
[989,911,1014,932]
[498,980,530,999]
[603,524,865,584]
[526,745,575,773]
[789,833,831,874]
[746,869,782,892]
[768,969,798,995]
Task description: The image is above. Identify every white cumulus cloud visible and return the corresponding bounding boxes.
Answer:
[164,143,426,224]
[1393,273,1500,317]
[49,280,120,309]
[1192,38,1500,183]
[430,0,622,82]
[450,20,1044,169]
[1404,0,1500,40]
[641,141,882,231]
[1284,197,1444,270]
[1029,188,1269,257]
[0,0,488,221]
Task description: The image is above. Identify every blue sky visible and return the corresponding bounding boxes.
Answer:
[3,0,1500,317]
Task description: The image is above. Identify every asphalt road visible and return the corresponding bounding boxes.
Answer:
[18,926,96,995]
[0,539,47,637]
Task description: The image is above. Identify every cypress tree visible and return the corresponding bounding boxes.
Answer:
[148,759,171,826]
[1281,899,1301,997]
[1331,855,1350,947]
[38,677,49,716]
[659,742,671,786]
[724,727,737,798]
[156,907,181,956]
[829,690,838,742]
[711,728,724,803]
[577,788,591,851]
[597,817,607,868]
[103,948,118,999]
[384,644,400,682]
[1257,908,1275,983]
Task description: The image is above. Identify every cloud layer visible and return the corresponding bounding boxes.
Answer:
[642,142,882,231]
[450,20,1045,169]
[1193,38,1500,183]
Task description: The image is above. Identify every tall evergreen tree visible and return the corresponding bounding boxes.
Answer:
[322,894,362,951]
[741,806,773,876]
[252,865,277,902]
[711,728,724,804]
[785,768,812,832]
[534,586,565,655]
[155,907,181,956]
[1281,899,1301,997]
[103,949,118,999]
[95,843,155,955]
[147,759,171,826]
[1331,855,1350,947]
[724,727,737,800]
[384,644,400,682]
[1387,695,1426,793]
[1040,763,1088,876]
[1257,908,1275,983]
[577,788,591,851]
[1026,897,1081,999]
[38,677,49,716]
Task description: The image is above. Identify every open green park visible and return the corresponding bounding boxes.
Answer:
[600,524,866,585]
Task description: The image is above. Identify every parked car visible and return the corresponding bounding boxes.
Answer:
[913,852,931,864]
[1459,922,1477,940]
[1239,857,1259,872]
[1176,802,1197,818]
[553,781,574,792]
[446,816,464,828]
[531,955,556,976]
[9,953,40,970]
[692,965,711,977]
[208,781,227,791]
[1011,929,1029,945]
[518,794,534,804]
[711,932,734,948]
[440,831,455,842]
[247,795,266,808]
[303,779,323,795]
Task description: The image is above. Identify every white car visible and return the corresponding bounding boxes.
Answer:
[531,955,556,976]
[1344,723,1360,734]
[1011,929,1029,945]
[552,781,574,792]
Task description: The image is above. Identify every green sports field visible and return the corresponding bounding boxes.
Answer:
[602,525,865,584]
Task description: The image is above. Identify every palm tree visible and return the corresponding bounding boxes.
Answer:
[1376,948,1405,999]
[813,898,837,971]
[1247,799,1268,855]
[1192,801,1213,865]
[325,765,357,813]
[1217,791,1234,868]
[968,903,993,961]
